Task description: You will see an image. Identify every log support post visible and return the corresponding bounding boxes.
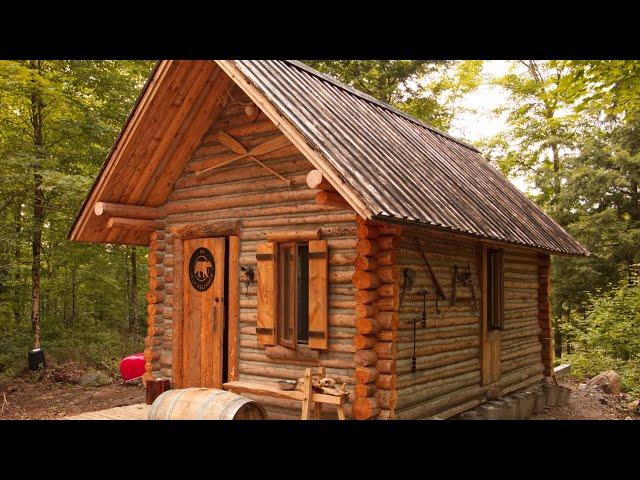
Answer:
[351,217,401,420]
[143,228,166,384]
[538,254,553,377]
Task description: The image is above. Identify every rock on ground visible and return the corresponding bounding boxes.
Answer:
[78,370,113,387]
[586,370,621,394]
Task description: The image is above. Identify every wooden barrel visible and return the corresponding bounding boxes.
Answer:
[148,388,267,420]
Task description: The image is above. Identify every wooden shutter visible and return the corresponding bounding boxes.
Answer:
[308,240,328,350]
[256,242,277,346]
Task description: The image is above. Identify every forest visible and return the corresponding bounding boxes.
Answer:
[0,60,639,396]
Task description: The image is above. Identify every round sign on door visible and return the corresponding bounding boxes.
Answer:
[189,247,215,291]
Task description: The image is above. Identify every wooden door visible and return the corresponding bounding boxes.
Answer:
[182,237,226,388]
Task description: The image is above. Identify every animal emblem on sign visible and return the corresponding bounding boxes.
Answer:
[188,248,215,291]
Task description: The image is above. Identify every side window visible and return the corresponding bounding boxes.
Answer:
[256,239,327,350]
[277,242,309,348]
[487,249,504,330]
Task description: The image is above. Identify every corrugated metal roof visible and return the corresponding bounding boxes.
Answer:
[233,60,589,256]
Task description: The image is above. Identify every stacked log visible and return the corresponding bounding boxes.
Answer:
[392,233,545,419]
[351,218,401,420]
[143,228,167,384]
[538,254,553,376]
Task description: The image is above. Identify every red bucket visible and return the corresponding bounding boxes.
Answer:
[119,353,145,382]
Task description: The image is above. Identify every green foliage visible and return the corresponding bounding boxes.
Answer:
[303,60,483,131]
[562,267,640,396]
[0,60,154,382]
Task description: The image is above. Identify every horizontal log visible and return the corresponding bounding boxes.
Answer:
[316,190,350,209]
[355,289,378,305]
[355,366,379,384]
[266,228,321,243]
[356,223,380,240]
[243,212,356,229]
[353,334,376,350]
[169,221,241,239]
[306,169,335,191]
[354,349,378,367]
[356,239,379,257]
[375,297,399,311]
[373,341,396,359]
[94,202,165,220]
[376,224,402,236]
[376,389,398,410]
[377,266,399,283]
[107,217,159,231]
[396,371,480,409]
[354,383,377,398]
[352,270,380,290]
[146,290,164,304]
[377,283,399,298]
[239,351,354,370]
[395,384,486,420]
[376,374,396,390]
[355,317,381,335]
[375,330,397,342]
[265,345,319,362]
[354,255,377,271]
[376,311,399,330]
[376,409,395,420]
[378,235,400,250]
[353,397,380,420]
[397,358,479,389]
[355,303,376,318]
[375,359,396,374]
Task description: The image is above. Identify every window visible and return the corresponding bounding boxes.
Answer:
[487,249,504,330]
[277,242,309,348]
[256,239,327,350]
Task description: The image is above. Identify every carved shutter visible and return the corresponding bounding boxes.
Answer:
[308,240,328,350]
[256,242,277,346]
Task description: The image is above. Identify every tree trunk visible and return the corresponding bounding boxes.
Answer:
[71,263,77,327]
[29,59,45,350]
[13,203,22,325]
[553,315,563,359]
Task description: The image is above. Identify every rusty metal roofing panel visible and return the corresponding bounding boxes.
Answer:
[233,60,589,256]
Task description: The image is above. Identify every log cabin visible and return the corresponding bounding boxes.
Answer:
[68,60,589,420]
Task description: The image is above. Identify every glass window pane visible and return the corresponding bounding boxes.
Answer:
[280,244,296,345]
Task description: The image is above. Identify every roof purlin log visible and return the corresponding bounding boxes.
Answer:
[70,61,174,244]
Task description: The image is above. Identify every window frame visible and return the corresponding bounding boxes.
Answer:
[276,241,310,349]
[486,248,504,331]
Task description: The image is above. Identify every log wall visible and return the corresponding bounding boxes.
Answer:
[141,85,549,420]
[393,231,545,419]
[142,86,358,419]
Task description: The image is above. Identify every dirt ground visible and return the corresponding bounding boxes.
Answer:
[529,377,640,420]
[0,368,145,420]
[1,367,638,420]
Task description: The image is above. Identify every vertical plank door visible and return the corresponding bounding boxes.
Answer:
[182,237,226,388]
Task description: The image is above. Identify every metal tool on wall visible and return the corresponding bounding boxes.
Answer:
[414,238,446,314]
[400,268,416,308]
[406,289,429,373]
[452,263,478,315]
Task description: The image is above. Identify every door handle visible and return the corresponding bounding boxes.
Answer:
[211,305,216,331]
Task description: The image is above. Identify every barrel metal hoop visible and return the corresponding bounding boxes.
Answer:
[149,387,177,420]
[166,388,195,420]
[198,389,225,419]
[218,395,247,420]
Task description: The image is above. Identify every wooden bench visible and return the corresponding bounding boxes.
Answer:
[223,368,347,420]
